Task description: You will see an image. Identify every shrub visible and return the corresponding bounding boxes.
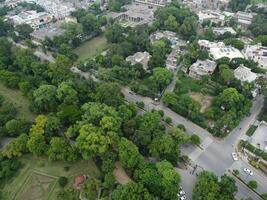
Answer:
[165,117,172,124]
[246,125,257,136]
[136,101,144,109]
[233,169,239,176]
[58,176,68,187]
[191,134,201,145]
[177,124,186,131]
[262,193,267,200]
[248,180,257,189]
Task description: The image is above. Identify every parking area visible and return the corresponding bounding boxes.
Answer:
[249,122,267,152]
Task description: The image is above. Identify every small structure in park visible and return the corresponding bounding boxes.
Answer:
[74,175,87,189]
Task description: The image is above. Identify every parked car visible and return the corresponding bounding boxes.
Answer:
[231,152,238,161]
[244,168,253,176]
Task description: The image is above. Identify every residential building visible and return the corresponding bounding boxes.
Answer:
[30,23,65,44]
[198,40,225,49]
[8,10,52,30]
[202,0,230,10]
[135,0,171,7]
[166,47,180,71]
[4,0,20,8]
[26,0,75,20]
[126,51,151,70]
[210,46,244,60]
[212,27,236,35]
[235,11,255,28]
[234,65,257,83]
[107,3,156,27]
[189,59,217,80]
[243,44,267,69]
[197,10,225,23]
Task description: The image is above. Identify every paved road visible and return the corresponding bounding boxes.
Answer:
[49,54,265,199]
[122,87,265,199]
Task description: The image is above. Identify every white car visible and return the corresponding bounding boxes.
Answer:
[180,196,186,200]
[244,168,253,176]
[179,190,185,195]
[231,152,238,161]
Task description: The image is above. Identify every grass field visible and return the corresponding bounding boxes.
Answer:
[0,83,36,121]
[73,35,108,61]
[2,155,100,200]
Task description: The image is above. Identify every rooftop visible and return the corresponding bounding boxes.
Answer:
[234,65,257,83]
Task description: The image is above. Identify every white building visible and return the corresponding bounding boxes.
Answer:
[198,40,225,49]
[189,59,217,80]
[210,46,244,60]
[234,65,257,83]
[135,0,171,7]
[107,3,156,27]
[8,10,52,30]
[25,0,75,20]
[243,44,267,69]
[126,51,151,70]
[212,27,236,35]
[197,10,225,23]
[235,11,255,28]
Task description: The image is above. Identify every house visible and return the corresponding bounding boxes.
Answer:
[189,59,217,80]
[135,0,171,7]
[107,3,156,27]
[243,44,267,69]
[202,0,230,10]
[198,40,225,49]
[234,65,257,83]
[197,10,225,24]
[126,51,151,70]
[8,10,52,30]
[235,11,255,28]
[30,23,65,44]
[166,47,180,71]
[212,27,237,35]
[210,46,244,60]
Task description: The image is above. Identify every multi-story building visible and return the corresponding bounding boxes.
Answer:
[135,0,171,7]
[243,44,267,69]
[235,11,255,28]
[9,10,52,30]
[189,59,217,80]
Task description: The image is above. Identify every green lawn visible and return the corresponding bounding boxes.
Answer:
[0,83,36,121]
[73,35,108,61]
[2,155,100,200]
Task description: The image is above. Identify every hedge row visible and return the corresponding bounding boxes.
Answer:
[240,140,267,161]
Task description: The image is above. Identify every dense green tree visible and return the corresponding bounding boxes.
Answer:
[229,0,251,12]
[150,67,173,91]
[15,24,33,39]
[48,137,77,161]
[224,38,245,50]
[112,182,153,200]
[57,81,79,105]
[0,70,20,88]
[80,13,100,34]
[4,119,31,137]
[33,84,58,112]
[118,138,144,172]
[27,133,47,156]
[76,124,111,160]
[94,82,124,107]
[2,134,29,158]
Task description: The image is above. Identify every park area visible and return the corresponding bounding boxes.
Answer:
[0,83,36,121]
[73,35,107,61]
[2,155,100,200]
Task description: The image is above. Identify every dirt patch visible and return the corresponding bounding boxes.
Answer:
[189,92,213,112]
[113,162,132,185]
